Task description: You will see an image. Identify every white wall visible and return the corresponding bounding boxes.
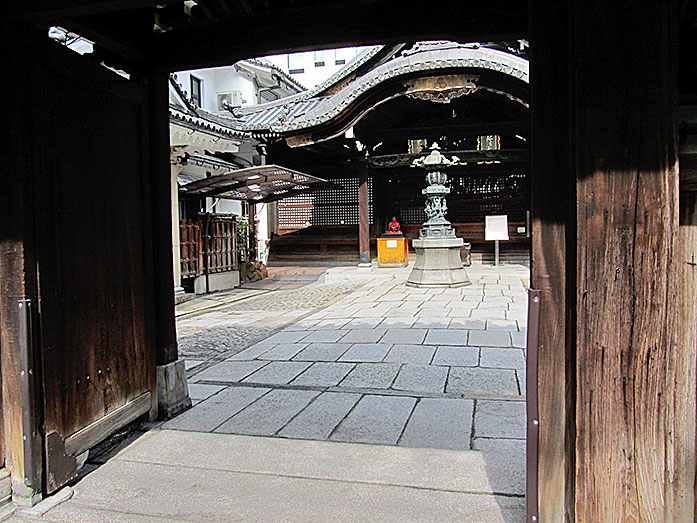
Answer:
[264,47,367,88]
[173,68,257,113]
[204,197,243,215]
[254,203,269,263]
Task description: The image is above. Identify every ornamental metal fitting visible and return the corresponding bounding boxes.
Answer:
[413,143,460,239]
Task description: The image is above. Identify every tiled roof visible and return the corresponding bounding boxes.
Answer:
[169,103,246,139]
[232,43,529,134]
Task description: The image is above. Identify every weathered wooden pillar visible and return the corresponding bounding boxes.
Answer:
[358,161,370,264]
[1,23,43,506]
[573,3,695,520]
[148,70,191,418]
[529,2,572,520]
[531,2,697,520]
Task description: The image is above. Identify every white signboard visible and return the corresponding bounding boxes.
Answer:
[485,215,509,241]
[386,240,398,248]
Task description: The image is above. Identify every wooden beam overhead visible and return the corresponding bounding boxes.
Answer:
[148,0,527,70]
[359,121,529,142]
[6,0,177,19]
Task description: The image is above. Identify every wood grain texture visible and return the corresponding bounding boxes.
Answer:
[0,22,43,487]
[529,2,572,520]
[147,71,179,367]
[358,162,370,261]
[573,2,695,520]
[30,43,157,468]
[665,190,697,520]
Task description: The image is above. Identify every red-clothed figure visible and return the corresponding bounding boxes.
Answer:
[387,216,401,234]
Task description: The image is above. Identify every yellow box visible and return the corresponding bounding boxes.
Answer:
[377,236,409,267]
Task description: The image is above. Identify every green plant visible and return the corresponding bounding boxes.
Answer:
[235,216,255,263]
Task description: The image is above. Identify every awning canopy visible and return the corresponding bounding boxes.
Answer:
[179,164,337,203]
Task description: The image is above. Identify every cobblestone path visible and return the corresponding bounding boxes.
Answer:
[177,282,363,360]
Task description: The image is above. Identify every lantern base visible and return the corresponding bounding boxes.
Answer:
[406,237,471,288]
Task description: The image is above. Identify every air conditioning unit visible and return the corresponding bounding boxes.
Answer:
[217,90,244,111]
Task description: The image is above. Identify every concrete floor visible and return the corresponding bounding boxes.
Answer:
[9,261,529,523]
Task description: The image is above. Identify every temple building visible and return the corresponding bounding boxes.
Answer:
[230,41,530,264]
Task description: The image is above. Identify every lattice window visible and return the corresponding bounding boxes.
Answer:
[388,171,529,224]
[278,177,373,227]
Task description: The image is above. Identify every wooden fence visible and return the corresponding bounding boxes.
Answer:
[179,216,238,278]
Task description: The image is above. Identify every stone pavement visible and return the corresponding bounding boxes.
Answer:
[8,261,529,523]
[176,262,528,453]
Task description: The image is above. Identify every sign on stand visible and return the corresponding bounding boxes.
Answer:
[485,215,509,266]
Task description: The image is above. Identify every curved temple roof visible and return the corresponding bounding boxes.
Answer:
[233,42,529,136]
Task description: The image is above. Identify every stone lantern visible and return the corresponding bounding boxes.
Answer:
[406,143,470,287]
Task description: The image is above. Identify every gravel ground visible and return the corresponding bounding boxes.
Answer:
[177,282,362,360]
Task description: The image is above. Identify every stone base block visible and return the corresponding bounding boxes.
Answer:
[193,270,240,295]
[156,360,192,419]
[407,237,471,288]
[11,477,41,508]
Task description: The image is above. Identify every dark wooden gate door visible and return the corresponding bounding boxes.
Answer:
[34,44,157,493]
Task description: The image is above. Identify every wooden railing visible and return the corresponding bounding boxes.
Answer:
[180,216,238,278]
[204,217,237,274]
[180,219,201,278]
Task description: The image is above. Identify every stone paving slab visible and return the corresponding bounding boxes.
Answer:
[263,330,312,344]
[243,361,312,385]
[257,342,308,360]
[291,362,355,387]
[424,328,468,346]
[475,400,526,439]
[432,346,480,367]
[192,360,268,383]
[380,328,427,344]
[115,430,513,500]
[470,309,507,319]
[278,392,361,440]
[486,319,519,331]
[33,433,525,523]
[225,342,275,361]
[339,328,387,343]
[511,331,527,348]
[300,329,346,343]
[162,386,269,432]
[313,318,352,330]
[392,364,448,393]
[399,398,474,450]
[472,437,526,496]
[468,330,512,347]
[330,394,417,445]
[283,319,321,331]
[292,342,351,362]
[479,347,526,370]
[383,344,436,364]
[215,389,320,436]
[339,363,401,389]
[413,318,452,329]
[338,343,392,363]
[377,317,417,328]
[341,318,384,329]
[448,318,486,330]
[447,367,520,397]
[187,383,225,401]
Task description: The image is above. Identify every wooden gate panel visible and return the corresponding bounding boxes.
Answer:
[33,45,156,465]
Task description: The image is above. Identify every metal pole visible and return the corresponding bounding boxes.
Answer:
[494,239,500,266]
[526,289,542,523]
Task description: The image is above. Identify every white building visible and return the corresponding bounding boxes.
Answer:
[264,47,368,88]
[168,59,306,295]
